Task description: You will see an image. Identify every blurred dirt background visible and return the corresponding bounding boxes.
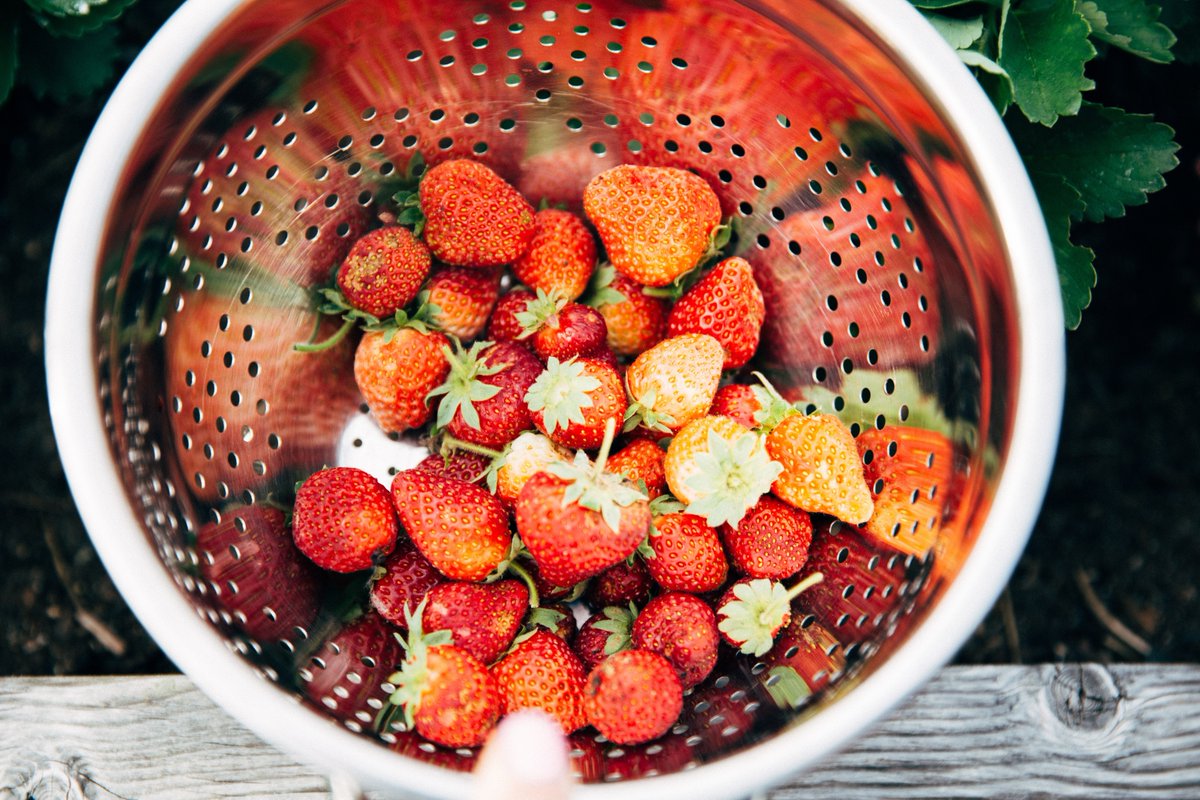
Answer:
[0,3,1197,676]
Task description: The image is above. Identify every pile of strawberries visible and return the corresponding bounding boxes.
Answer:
[199,156,944,758]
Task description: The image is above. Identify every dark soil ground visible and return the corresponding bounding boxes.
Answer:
[1,6,1197,676]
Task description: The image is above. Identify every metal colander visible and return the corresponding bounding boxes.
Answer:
[45,0,1064,797]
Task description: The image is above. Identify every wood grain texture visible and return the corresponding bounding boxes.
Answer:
[2,665,1199,799]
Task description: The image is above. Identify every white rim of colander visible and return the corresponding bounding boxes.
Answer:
[46,0,1064,797]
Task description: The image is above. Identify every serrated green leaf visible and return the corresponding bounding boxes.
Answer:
[1009,102,1179,222]
[999,0,1097,126]
[923,12,986,49]
[1158,0,1199,64]
[26,0,138,38]
[18,18,120,100]
[1079,0,1175,62]
[1028,172,1096,328]
[960,49,1015,112]
[1,5,17,104]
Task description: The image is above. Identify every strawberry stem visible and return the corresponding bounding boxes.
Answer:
[293,316,355,353]
[440,434,505,461]
[505,559,541,609]
[786,572,824,601]
[591,417,619,479]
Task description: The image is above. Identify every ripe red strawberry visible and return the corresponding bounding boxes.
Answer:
[710,383,761,429]
[336,226,431,319]
[583,165,722,287]
[668,257,765,369]
[425,266,502,341]
[391,469,511,581]
[385,607,502,748]
[586,558,654,608]
[354,327,450,434]
[292,467,398,573]
[422,579,529,665]
[576,612,619,672]
[418,159,535,267]
[646,512,728,593]
[857,425,955,557]
[631,592,719,689]
[414,450,490,485]
[606,436,666,497]
[491,629,588,733]
[197,505,320,643]
[428,339,542,448]
[715,574,822,656]
[761,615,846,704]
[517,293,608,361]
[515,438,650,587]
[513,209,597,302]
[663,415,781,528]
[720,495,813,579]
[302,613,402,728]
[584,650,683,745]
[486,288,535,343]
[765,413,874,524]
[525,356,627,450]
[588,268,668,358]
[369,540,445,629]
[625,333,725,434]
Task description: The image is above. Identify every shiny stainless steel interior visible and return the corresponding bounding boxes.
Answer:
[45,0,1063,796]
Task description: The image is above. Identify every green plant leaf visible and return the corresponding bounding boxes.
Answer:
[1029,171,1096,329]
[1009,102,1179,222]
[923,11,986,49]
[25,0,138,38]
[18,19,120,100]
[1079,0,1175,63]
[999,0,1097,125]
[1158,0,1199,64]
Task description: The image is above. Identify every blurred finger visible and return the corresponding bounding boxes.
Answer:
[471,710,572,800]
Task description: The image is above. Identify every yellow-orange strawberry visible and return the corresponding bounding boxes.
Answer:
[585,266,668,358]
[418,159,535,267]
[856,425,955,557]
[583,165,721,287]
[513,208,596,302]
[486,430,572,506]
[765,413,874,524]
[625,333,724,434]
[354,327,450,434]
[667,256,765,369]
[664,415,780,529]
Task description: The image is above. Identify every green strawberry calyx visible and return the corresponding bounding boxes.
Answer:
[426,339,504,432]
[717,573,823,657]
[545,418,646,533]
[684,428,783,529]
[593,603,638,657]
[293,287,441,352]
[749,371,797,433]
[514,287,567,338]
[524,357,602,435]
[387,152,429,238]
[378,598,453,732]
[580,263,627,309]
[623,387,677,434]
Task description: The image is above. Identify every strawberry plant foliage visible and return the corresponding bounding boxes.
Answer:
[913,0,1181,328]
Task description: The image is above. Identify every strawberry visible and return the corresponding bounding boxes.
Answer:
[292,467,398,573]
[606,436,666,497]
[720,495,813,579]
[486,288,535,343]
[663,415,781,528]
[761,616,846,705]
[417,159,535,267]
[491,629,588,733]
[856,426,955,557]
[512,209,597,302]
[583,650,683,745]
[428,339,542,448]
[715,574,823,657]
[391,469,511,581]
[710,383,761,429]
[422,580,529,665]
[537,603,579,643]
[424,266,502,341]
[354,327,450,434]
[515,426,650,587]
[575,605,635,671]
[625,333,725,433]
[369,541,445,629]
[336,226,431,319]
[645,512,728,594]
[765,413,874,524]
[385,604,502,748]
[517,292,609,361]
[630,592,719,689]
[583,165,721,287]
[525,356,627,450]
[196,505,320,643]
[587,267,668,358]
[473,430,573,506]
[668,257,765,369]
[414,450,491,485]
[586,559,654,608]
[301,613,402,728]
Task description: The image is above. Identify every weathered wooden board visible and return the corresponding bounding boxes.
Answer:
[2,665,1198,799]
